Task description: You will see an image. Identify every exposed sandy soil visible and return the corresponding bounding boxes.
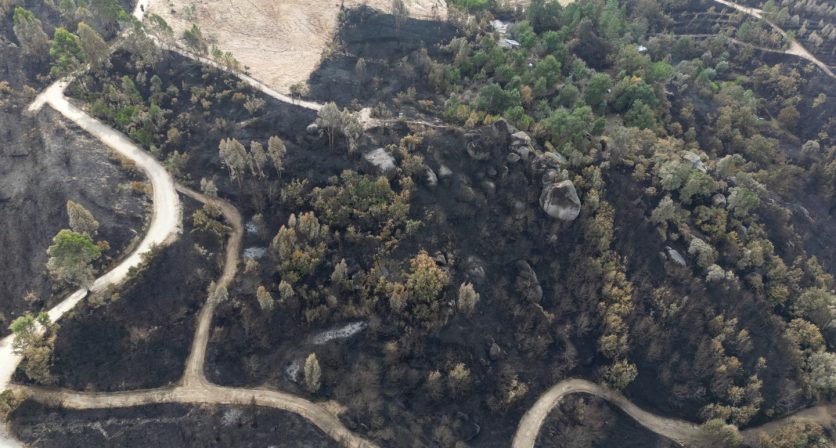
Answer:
[146,0,447,93]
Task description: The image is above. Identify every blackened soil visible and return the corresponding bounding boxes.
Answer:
[16,197,221,391]
[0,109,147,337]
[304,6,457,107]
[535,395,676,448]
[9,401,338,448]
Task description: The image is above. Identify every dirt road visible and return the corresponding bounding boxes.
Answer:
[174,185,242,388]
[710,0,834,78]
[514,378,836,447]
[1,82,182,394]
[15,383,377,448]
[512,379,704,448]
[8,186,377,448]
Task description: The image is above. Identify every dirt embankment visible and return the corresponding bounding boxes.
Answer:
[0,109,147,336]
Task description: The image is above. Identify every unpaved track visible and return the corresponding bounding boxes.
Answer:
[709,0,834,78]
[161,46,324,111]
[512,379,704,448]
[14,384,377,448]
[1,81,182,394]
[174,185,241,388]
[10,188,378,448]
[514,378,836,448]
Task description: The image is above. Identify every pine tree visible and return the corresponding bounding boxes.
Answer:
[304,352,322,393]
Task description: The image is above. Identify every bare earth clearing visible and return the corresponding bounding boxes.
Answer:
[147,0,447,93]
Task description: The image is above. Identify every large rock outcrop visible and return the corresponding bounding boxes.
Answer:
[540,180,581,221]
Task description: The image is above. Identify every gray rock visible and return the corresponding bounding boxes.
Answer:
[532,152,565,172]
[513,145,531,160]
[540,180,581,221]
[456,184,477,203]
[515,260,543,303]
[464,256,486,283]
[665,246,687,267]
[306,122,319,135]
[683,151,707,173]
[466,139,491,160]
[363,148,396,174]
[481,180,496,196]
[425,167,438,187]
[492,118,515,135]
[434,252,447,266]
[511,131,531,145]
[243,247,267,259]
[542,169,562,186]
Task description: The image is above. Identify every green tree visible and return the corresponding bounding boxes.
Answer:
[77,22,110,70]
[624,99,656,129]
[807,352,836,396]
[688,237,717,269]
[527,0,563,33]
[12,7,49,57]
[793,289,835,331]
[544,105,594,147]
[248,141,268,179]
[89,0,123,34]
[476,83,520,114]
[66,200,99,236]
[532,55,561,86]
[727,187,760,218]
[679,170,717,203]
[304,352,322,393]
[354,57,367,82]
[599,0,626,41]
[46,229,101,288]
[394,250,449,329]
[584,72,612,111]
[457,282,480,315]
[256,285,275,311]
[183,24,208,55]
[330,259,348,288]
[9,312,57,385]
[601,359,638,390]
[49,27,85,77]
[316,102,343,149]
[701,419,742,447]
[267,136,287,176]
[218,138,249,185]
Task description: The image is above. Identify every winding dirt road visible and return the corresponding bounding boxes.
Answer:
[709,0,834,78]
[4,1,835,447]
[9,186,378,448]
[174,185,241,388]
[511,379,704,448]
[513,378,836,448]
[1,82,183,394]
